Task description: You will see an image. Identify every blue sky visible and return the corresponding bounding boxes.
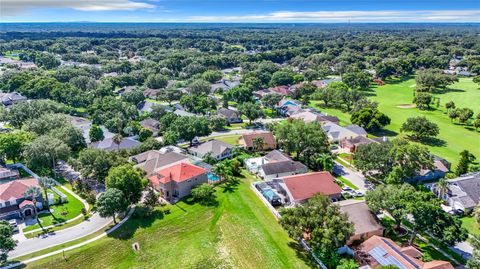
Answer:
[2,0,479,22]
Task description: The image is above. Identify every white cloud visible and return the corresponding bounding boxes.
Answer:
[1,0,155,16]
[186,10,480,23]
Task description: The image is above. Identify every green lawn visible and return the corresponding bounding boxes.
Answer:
[23,188,86,233]
[25,172,311,269]
[461,216,480,236]
[213,134,242,145]
[225,122,247,130]
[335,176,358,190]
[312,77,480,166]
[2,50,21,60]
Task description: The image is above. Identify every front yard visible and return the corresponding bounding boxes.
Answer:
[26,171,311,269]
[212,134,242,145]
[22,187,86,233]
[461,216,480,236]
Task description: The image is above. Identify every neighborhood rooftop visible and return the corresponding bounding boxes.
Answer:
[260,160,307,176]
[282,172,342,202]
[149,163,207,185]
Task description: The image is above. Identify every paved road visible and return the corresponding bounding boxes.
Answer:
[332,161,367,191]
[9,213,111,259]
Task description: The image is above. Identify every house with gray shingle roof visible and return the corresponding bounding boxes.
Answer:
[443,172,480,211]
[0,92,27,106]
[322,122,367,142]
[258,160,307,180]
[187,139,235,161]
[217,108,242,124]
[90,137,141,152]
[140,118,160,136]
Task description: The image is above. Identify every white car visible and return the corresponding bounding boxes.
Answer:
[9,219,19,233]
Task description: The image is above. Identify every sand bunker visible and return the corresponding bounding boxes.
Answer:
[396,104,416,108]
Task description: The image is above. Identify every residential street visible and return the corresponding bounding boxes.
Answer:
[332,161,367,191]
[9,213,111,259]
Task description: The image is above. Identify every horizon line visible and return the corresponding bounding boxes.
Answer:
[1,21,480,24]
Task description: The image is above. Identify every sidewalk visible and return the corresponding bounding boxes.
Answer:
[4,208,134,269]
[8,212,111,259]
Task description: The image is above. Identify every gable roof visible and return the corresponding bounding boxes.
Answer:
[448,173,480,209]
[149,163,207,185]
[282,172,342,201]
[240,132,276,148]
[269,85,291,95]
[345,124,368,136]
[0,92,27,104]
[264,150,292,163]
[0,178,39,202]
[338,200,383,236]
[90,137,141,151]
[322,122,367,141]
[173,109,196,117]
[278,99,301,107]
[289,111,339,124]
[343,136,377,147]
[260,160,307,176]
[217,108,240,119]
[188,139,234,158]
[140,118,160,132]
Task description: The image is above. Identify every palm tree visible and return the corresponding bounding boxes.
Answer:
[315,153,334,172]
[24,186,46,232]
[434,178,449,199]
[212,162,233,182]
[112,134,123,150]
[252,137,264,152]
[39,177,55,211]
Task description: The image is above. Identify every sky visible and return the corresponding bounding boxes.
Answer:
[1,0,479,23]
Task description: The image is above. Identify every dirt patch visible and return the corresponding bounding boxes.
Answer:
[397,104,416,109]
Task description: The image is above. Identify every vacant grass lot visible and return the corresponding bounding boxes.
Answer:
[312,77,480,166]
[213,134,242,145]
[26,172,311,269]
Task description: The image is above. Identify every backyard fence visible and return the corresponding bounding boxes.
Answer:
[299,239,328,269]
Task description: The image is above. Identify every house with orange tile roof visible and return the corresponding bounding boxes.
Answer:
[356,235,454,269]
[148,163,208,203]
[0,177,42,220]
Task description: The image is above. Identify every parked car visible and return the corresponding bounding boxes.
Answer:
[354,190,365,197]
[9,219,19,233]
[448,209,464,216]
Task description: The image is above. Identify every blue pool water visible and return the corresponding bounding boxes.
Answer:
[207,173,220,181]
[262,189,276,200]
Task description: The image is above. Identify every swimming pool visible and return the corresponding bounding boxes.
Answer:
[207,173,220,181]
